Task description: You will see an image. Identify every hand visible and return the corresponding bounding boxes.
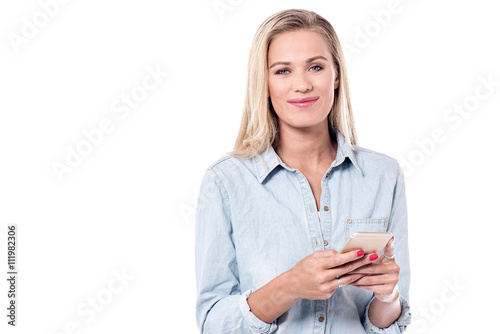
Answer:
[286,248,379,301]
[349,236,400,303]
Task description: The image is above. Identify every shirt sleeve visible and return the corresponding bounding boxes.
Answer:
[195,167,278,334]
[362,162,412,333]
[363,295,412,333]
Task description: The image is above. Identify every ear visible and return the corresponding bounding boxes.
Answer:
[334,78,340,90]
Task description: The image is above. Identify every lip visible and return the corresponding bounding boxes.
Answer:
[287,96,319,108]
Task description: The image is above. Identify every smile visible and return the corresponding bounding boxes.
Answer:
[287,97,319,108]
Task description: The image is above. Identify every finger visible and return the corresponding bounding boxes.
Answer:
[350,273,398,287]
[382,235,395,261]
[312,249,339,258]
[350,282,390,295]
[349,261,399,275]
[332,273,366,289]
[328,252,379,279]
[349,263,382,275]
[351,281,399,301]
[319,248,366,270]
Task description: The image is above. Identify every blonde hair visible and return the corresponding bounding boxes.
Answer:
[227,8,357,159]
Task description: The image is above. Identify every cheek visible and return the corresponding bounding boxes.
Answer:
[268,78,288,100]
[321,73,335,93]
[319,78,336,101]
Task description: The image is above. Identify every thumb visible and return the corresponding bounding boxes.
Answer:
[382,235,395,261]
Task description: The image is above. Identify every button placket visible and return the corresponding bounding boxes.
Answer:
[315,170,331,332]
[295,171,323,251]
[296,169,330,333]
[313,300,326,333]
[320,173,331,250]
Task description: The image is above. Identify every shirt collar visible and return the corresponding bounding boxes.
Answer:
[252,129,363,183]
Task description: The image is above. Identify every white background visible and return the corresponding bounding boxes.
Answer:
[1,0,499,333]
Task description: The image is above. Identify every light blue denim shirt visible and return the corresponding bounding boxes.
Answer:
[195,129,411,333]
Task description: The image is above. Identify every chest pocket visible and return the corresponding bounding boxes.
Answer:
[345,217,388,239]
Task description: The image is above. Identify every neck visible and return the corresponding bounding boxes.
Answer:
[273,120,337,172]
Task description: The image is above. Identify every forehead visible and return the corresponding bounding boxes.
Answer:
[268,29,331,62]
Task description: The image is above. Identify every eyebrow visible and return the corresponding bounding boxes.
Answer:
[269,56,329,69]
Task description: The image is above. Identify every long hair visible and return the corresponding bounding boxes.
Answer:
[228,8,357,159]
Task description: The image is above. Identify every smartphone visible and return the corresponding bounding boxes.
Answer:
[338,232,393,254]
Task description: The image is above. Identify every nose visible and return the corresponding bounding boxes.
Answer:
[293,71,312,92]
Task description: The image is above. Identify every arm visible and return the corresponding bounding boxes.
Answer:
[350,162,412,332]
[368,162,411,332]
[364,237,405,328]
[195,168,263,333]
[248,249,382,322]
[247,249,376,323]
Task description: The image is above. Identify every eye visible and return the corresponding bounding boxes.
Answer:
[310,65,323,71]
[275,68,290,75]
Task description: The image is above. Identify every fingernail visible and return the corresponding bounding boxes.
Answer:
[369,254,378,261]
[357,250,365,257]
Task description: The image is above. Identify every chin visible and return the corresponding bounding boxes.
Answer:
[288,119,326,130]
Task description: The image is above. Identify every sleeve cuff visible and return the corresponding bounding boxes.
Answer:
[239,289,278,334]
[363,295,412,333]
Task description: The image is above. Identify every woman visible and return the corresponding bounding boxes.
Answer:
[195,8,411,334]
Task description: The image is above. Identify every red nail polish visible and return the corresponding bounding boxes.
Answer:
[357,250,365,257]
[369,254,378,261]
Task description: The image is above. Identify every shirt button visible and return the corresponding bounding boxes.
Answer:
[318,315,325,322]
[323,240,328,246]
[324,206,329,211]
[326,173,330,178]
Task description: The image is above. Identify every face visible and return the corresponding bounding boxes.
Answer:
[267,29,339,132]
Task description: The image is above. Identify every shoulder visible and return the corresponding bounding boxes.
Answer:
[352,144,401,181]
[203,153,255,183]
[209,154,234,169]
[207,153,251,171]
